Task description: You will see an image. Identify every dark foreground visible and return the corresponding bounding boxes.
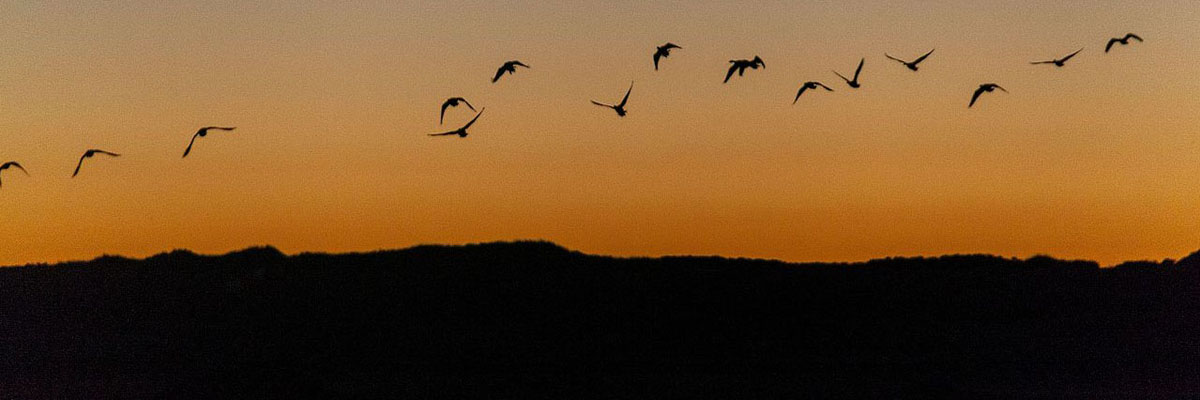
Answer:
[2,242,1199,399]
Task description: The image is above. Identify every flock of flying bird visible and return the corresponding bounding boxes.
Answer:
[0,33,1145,188]
[430,33,1143,137]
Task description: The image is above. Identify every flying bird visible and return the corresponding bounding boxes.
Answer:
[793,81,834,104]
[440,97,476,124]
[0,161,28,188]
[429,108,484,138]
[591,82,633,117]
[492,60,530,83]
[653,43,682,71]
[182,126,236,158]
[969,83,1007,108]
[72,149,121,178]
[885,49,935,71]
[724,56,766,83]
[1105,33,1143,53]
[1031,48,1083,67]
[833,58,865,88]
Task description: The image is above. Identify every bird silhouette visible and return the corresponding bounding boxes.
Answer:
[885,49,935,71]
[833,58,865,88]
[429,108,484,138]
[1105,33,1143,53]
[969,83,1007,108]
[0,161,29,188]
[793,81,834,104]
[724,56,766,83]
[182,127,236,158]
[72,149,121,178]
[653,43,682,71]
[591,82,633,117]
[1031,48,1083,67]
[492,61,530,83]
[440,97,476,124]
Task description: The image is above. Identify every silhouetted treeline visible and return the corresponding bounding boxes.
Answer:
[2,242,1199,399]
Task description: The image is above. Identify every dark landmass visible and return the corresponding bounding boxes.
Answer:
[2,242,1199,399]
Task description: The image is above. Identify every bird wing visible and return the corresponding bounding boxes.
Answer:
[617,82,632,108]
[854,58,864,79]
[3,162,28,175]
[653,51,662,70]
[833,70,851,83]
[1030,60,1055,65]
[993,85,1008,93]
[428,131,457,137]
[1105,38,1119,52]
[1061,48,1083,62]
[72,155,86,177]
[793,86,808,104]
[1127,33,1142,42]
[440,101,451,124]
[591,100,614,108]
[513,61,530,68]
[913,49,934,64]
[724,64,738,83]
[93,150,120,157]
[969,87,985,108]
[204,126,236,131]
[461,99,476,112]
[0,162,22,188]
[816,82,833,91]
[664,43,680,49]
[492,66,507,83]
[460,108,484,130]
[885,53,907,64]
[183,133,200,158]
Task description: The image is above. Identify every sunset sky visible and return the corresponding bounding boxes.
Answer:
[1,1,1198,265]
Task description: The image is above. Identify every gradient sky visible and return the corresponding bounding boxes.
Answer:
[1,1,1198,265]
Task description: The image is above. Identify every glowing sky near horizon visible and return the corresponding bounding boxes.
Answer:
[1,1,1198,265]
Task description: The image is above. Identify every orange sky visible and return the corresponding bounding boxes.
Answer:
[1,1,1198,266]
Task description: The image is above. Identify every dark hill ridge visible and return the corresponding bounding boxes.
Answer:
[14,240,1200,270]
[2,242,1200,399]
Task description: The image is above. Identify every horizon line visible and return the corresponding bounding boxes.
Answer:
[5,239,1194,270]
